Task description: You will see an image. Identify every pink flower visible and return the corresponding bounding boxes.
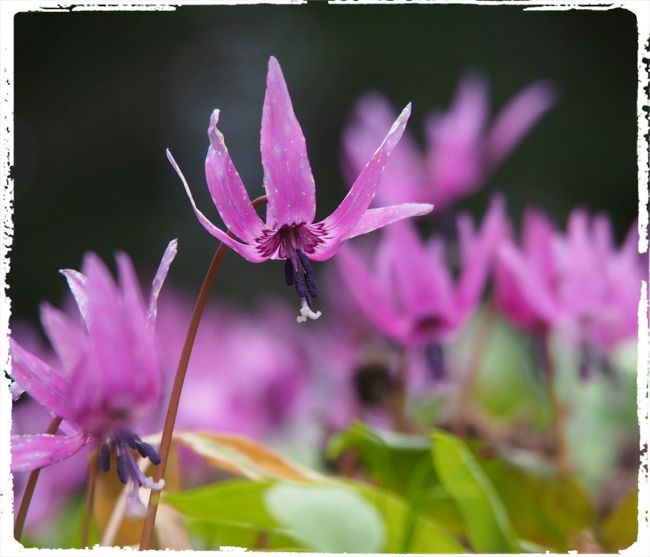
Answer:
[10,240,177,517]
[336,197,509,348]
[168,57,432,322]
[495,209,642,356]
[342,75,555,210]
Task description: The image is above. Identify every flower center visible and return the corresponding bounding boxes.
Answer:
[99,429,164,518]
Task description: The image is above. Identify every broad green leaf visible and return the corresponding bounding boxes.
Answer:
[432,430,519,552]
[186,519,302,551]
[599,489,638,551]
[479,449,596,551]
[265,483,385,552]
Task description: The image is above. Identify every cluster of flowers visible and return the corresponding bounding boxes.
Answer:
[10,57,642,531]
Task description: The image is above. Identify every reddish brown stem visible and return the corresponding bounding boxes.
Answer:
[139,195,268,550]
[81,450,98,548]
[14,415,63,541]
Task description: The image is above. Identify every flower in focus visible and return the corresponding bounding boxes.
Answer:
[342,76,555,210]
[10,240,177,517]
[336,197,509,349]
[168,56,433,322]
[494,209,642,376]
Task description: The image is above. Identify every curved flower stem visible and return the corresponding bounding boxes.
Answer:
[81,449,98,548]
[541,332,571,474]
[14,415,63,541]
[453,300,496,437]
[139,195,268,550]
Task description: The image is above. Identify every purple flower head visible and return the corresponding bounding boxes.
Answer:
[495,209,642,363]
[10,240,177,517]
[342,75,555,210]
[168,56,432,321]
[336,197,509,348]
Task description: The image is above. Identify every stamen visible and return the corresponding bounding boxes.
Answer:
[425,343,446,382]
[100,442,111,472]
[297,298,322,323]
[126,482,147,519]
[136,441,161,465]
[294,269,309,299]
[305,271,318,298]
[116,454,129,484]
[296,250,313,274]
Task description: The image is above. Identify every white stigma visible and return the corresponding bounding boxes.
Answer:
[297,298,322,323]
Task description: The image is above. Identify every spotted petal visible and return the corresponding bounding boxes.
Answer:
[10,339,69,419]
[308,103,412,262]
[168,149,268,263]
[261,56,316,228]
[206,110,267,242]
[11,432,89,472]
[344,203,434,241]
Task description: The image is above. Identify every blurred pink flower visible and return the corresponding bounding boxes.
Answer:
[495,209,642,355]
[168,56,432,321]
[336,197,509,348]
[10,240,177,517]
[342,75,555,210]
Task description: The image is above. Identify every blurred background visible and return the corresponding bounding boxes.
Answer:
[12,3,638,320]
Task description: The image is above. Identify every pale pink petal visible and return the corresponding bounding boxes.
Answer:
[205,110,267,242]
[261,56,316,228]
[447,74,489,145]
[39,302,83,372]
[342,93,425,205]
[343,203,434,242]
[336,245,409,343]
[59,269,89,324]
[10,339,69,418]
[168,149,269,263]
[309,104,412,261]
[486,81,555,169]
[522,208,557,286]
[147,238,178,326]
[11,432,89,472]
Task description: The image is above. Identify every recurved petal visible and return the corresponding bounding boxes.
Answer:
[336,244,410,343]
[147,238,178,326]
[486,80,555,169]
[39,302,83,372]
[311,103,412,260]
[343,203,434,242]
[59,268,89,324]
[11,432,89,472]
[261,56,316,228]
[10,339,69,419]
[168,149,269,263]
[206,110,267,242]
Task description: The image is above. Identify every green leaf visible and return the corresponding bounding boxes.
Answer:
[265,482,385,552]
[431,430,520,552]
[598,489,638,551]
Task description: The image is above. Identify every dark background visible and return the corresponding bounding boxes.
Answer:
[11,4,638,322]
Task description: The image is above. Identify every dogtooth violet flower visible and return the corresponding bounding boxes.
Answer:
[494,208,642,376]
[336,197,509,349]
[167,56,433,322]
[342,75,555,210]
[10,240,178,517]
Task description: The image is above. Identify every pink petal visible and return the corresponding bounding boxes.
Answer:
[342,93,425,206]
[11,432,89,472]
[147,238,178,326]
[168,149,268,263]
[336,245,409,343]
[59,268,89,324]
[343,203,434,242]
[485,80,555,169]
[205,110,267,242]
[260,56,316,228]
[309,103,412,261]
[10,339,69,418]
[447,74,489,146]
[39,302,83,372]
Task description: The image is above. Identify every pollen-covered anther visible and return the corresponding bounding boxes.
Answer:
[297,298,322,323]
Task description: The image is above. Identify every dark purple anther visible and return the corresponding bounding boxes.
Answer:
[100,442,111,472]
[425,343,446,382]
[294,268,309,299]
[136,441,161,465]
[116,454,129,484]
[296,250,313,274]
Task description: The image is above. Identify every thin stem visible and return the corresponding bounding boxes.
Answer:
[139,195,268,550]
[14,415,63,541]
[541,331,572,474]
[453,300,496,436]
[81,449,98,548]
[389,351,413,433]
